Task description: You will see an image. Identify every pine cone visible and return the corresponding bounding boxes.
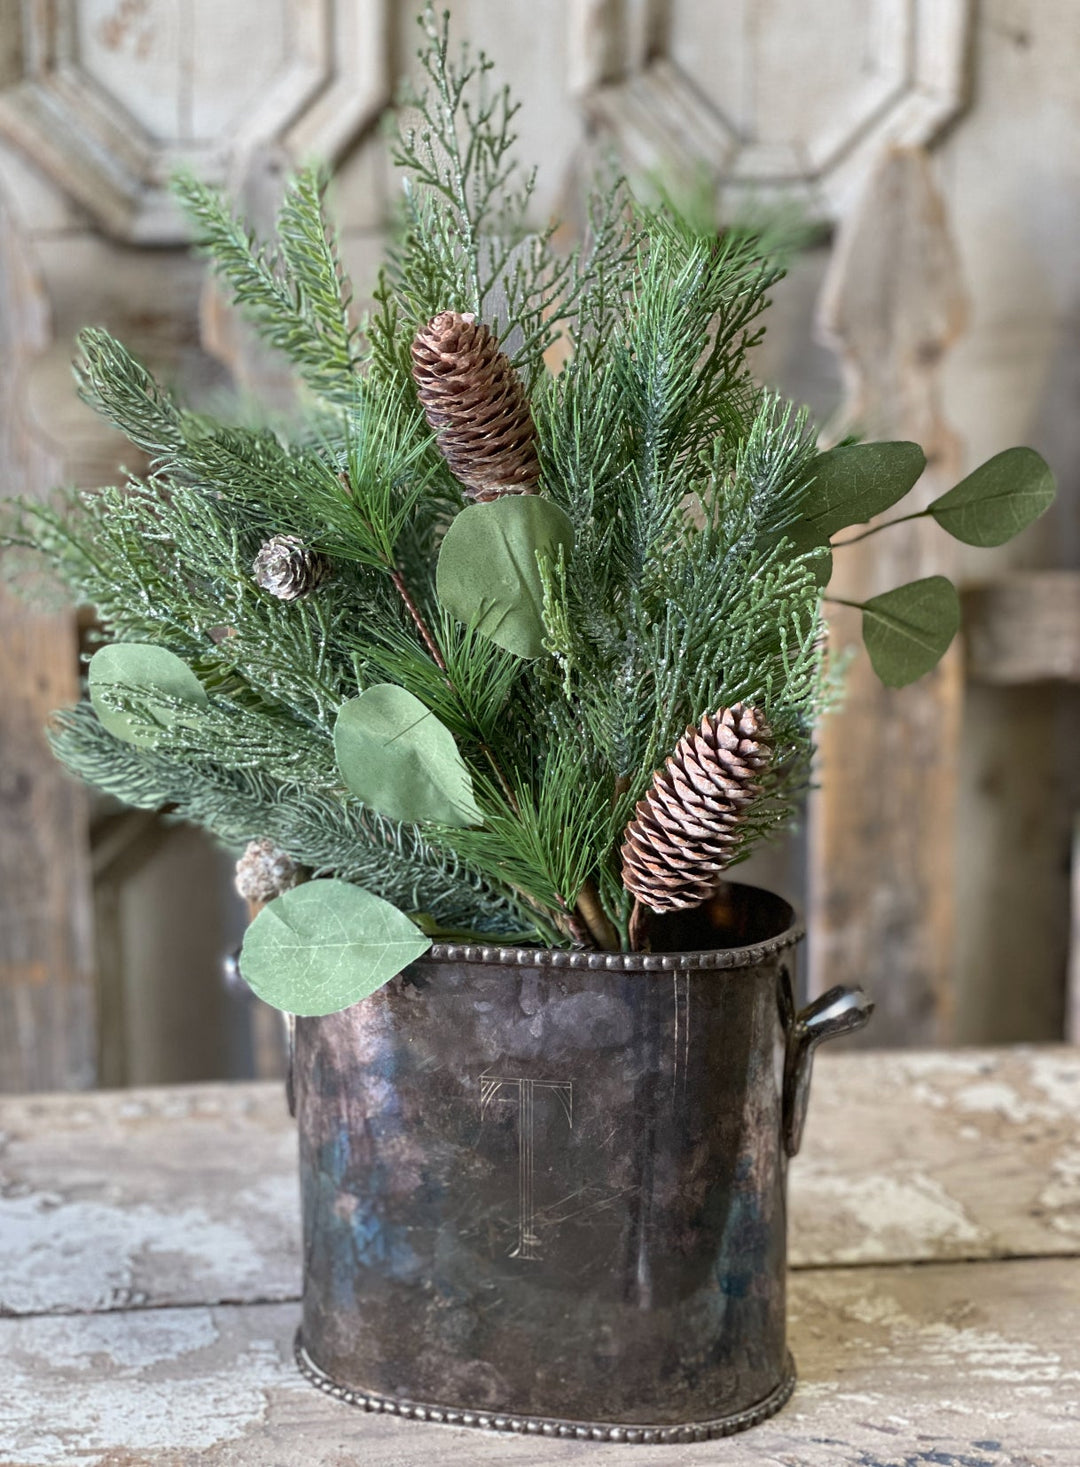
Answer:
[411,311,540,501]
[235,838,299,907]
[252,535,330,600]
[621,705,774,914]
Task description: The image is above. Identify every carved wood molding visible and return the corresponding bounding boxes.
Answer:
[0,187,96,1091]
[0,0,390,243]
[574,0,973,219]
[807,147,969,1044]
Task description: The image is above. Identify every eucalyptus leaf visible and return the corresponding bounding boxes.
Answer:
[928,447,1055,546]
[803,442,926,537]
[238,879,431,1016]
[89,643,207,746]
[436,496,574,659]
[334,683,482,827]
[860,576,960,688]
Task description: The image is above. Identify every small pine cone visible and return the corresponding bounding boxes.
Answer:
[252,535,330,601]
[235,838,299,907]
[621,705,774,914]
[411,311,540,501]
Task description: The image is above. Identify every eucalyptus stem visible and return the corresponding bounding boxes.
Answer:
[831,509,928,546]
[388,559,520,814]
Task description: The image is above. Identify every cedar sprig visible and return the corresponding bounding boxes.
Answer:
[174,167,362,404]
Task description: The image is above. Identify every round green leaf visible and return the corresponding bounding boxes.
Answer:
[436,495,574,659]
[928,447,1055,547]
[89,643,207,746]
[860,576,960,688]
[803,442,926,538]
[239,879,431,1016]
[334,683,482,828]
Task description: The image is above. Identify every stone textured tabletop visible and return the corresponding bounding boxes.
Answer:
[3,1047,1080,1465]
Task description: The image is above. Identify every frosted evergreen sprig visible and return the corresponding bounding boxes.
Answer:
[0,0,1055,1013]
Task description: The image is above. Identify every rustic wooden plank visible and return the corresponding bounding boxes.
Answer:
[3,1049,1079,1320]
[0,186,96,1094]
[2,1257,1078,1464]
[954,681,1077,1044]
[791,1046,1080,1267]
[18,229,265,1090]
[964,572,1080,685]
[809,146,969,1045]
[0,1083,301,1316]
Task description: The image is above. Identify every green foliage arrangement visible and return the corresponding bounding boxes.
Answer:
[1,10,1056,1016]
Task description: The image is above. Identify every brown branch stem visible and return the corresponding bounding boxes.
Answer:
[628,898,651,953]
[389,568,447,671]
[574,879,621,952]
[388,563,520,815]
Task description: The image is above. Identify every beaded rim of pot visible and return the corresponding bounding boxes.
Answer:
[294,1335,797,1443]
[416,883,801,969]
[416,929,803,970]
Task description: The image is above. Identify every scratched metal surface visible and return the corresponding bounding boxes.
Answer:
[293,940,796,1429]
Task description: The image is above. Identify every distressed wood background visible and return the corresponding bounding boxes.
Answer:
[1,0,1079,1089]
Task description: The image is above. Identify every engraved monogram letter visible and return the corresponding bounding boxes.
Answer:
[479,1072,573,1260]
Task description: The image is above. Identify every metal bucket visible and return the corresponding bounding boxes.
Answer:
[291,882,872,1443]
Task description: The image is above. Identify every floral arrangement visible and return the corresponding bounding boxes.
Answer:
[1,11,1054,1016]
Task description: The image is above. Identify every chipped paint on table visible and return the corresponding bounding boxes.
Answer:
[0,1083,300,1315]
[2,1261,1079,1464]
[3,1050,1077,1319]
[3,1050,1080,1462]
[791,1047,1080,1266]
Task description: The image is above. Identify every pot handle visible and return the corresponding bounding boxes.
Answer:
[782,985,873,1157]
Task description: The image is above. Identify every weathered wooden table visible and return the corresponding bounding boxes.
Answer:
[3,1047,1079,1465]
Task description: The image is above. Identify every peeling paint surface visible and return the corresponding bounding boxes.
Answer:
[2,1267,1079,1464]
[0,1083,300,1315]
[2,1059,1079,1462]
[0,1191,292,1313]
[794,1170,988,1262]
[0,1307,306,1463]
[791,1047,1080,1266]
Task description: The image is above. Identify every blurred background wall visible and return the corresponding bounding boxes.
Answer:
[1,0,1078,1090]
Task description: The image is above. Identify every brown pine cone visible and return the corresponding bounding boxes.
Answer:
[411,311,540,501]
[621,705,774,914]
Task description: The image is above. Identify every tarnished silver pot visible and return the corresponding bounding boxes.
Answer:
[289,882,872,1443]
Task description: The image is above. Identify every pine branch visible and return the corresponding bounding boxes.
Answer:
[2,12,846,957]
[174,167,363,404]
[49,703,531,936]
